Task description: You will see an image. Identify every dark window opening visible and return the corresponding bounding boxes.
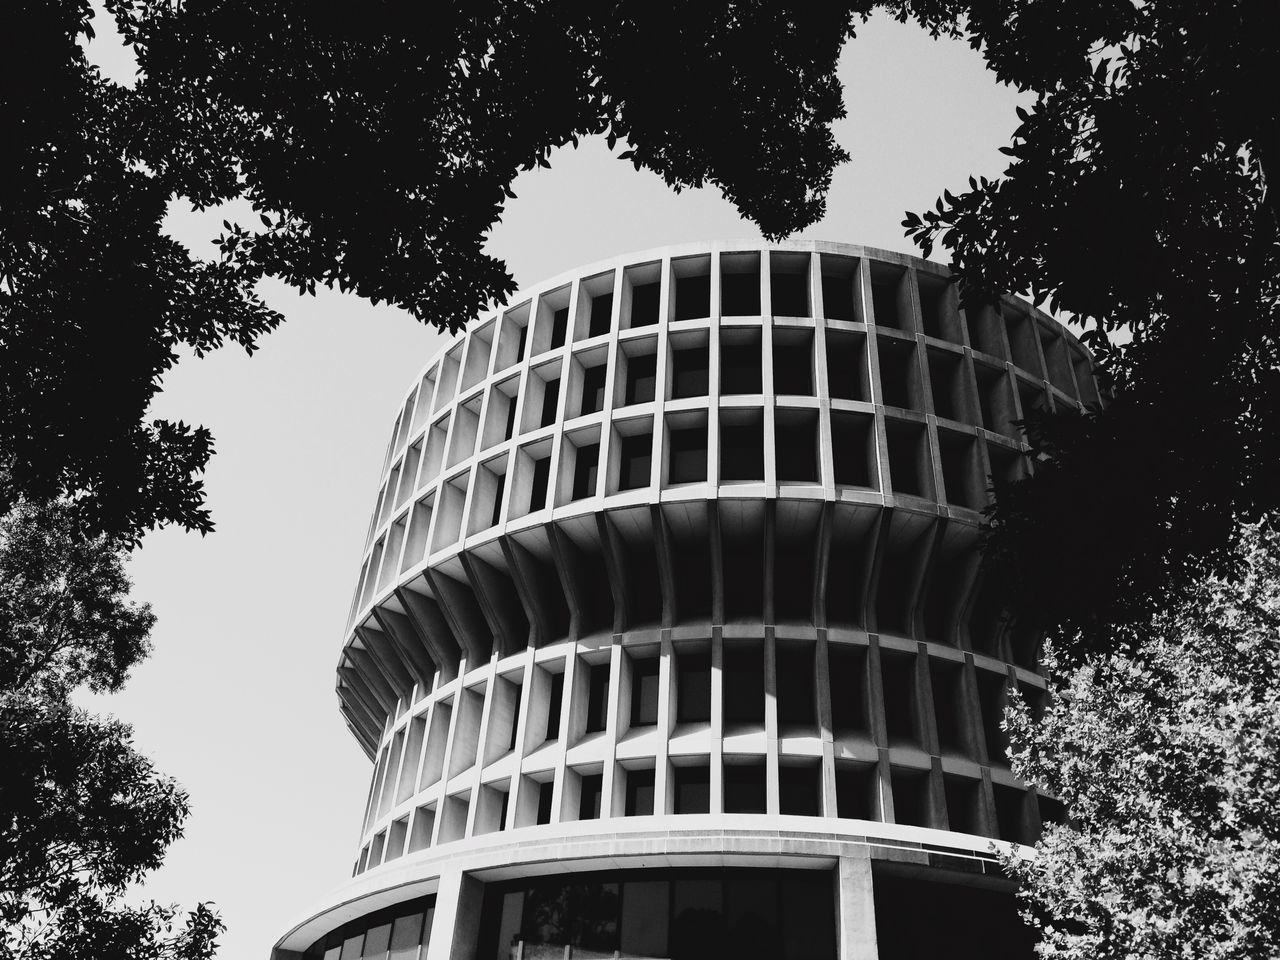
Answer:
[871,270,904,329]
[891,769,929,827]
[579,773,604,820]
[774,530,816,623]
[529,456,551,513]
[545,672,565,741]
[917,275,951,341]
[503,396,517,441]
[721,339,763,395]
[671,345,709,398]
[822,275,856,322]
[551,307,568,350]
[775,643,815,729]
[770,271,809,317]
[673,765,711,814]
[630,282,660,327]
[675,275,711,322]
[580,365,607,415]
[536,780,555,825]
[880,653,918,745]
[540,378,560,427]
[779,763,821,817]
[931,661,967,755]
[874,873,1036,960]
[885,420,928,499]
[490,473,506,527]
[773,338,814,396]
[829,644,867,735]
[939,431,982,510]
[668,424,707,484]
[835,763,875,820]
[723,645,764,725]
[720,419,763,482]
[928,350,965,422]
[631,657,660,726]
[944,775,982,836]
[676,652,712,723]
[1005,313,1042,375]
[977,670,1009,763]
[508,685,522,751]
[976,364,1014,435]
[721,271,760,316]
[775,413,818,483]
[826,331,867,401]
[572,443,600,500]
[994,784,1028,844]
[516,326,527,364]
[877,338,917,410]
[585,663,610,734]
[625,354,657,405]
[831,412,873,487]
[724,762,767,814]
[619,433,652,491]
[624,768,655,816]
[589,293,613,338]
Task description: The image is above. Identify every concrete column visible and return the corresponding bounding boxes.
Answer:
[837,854,879,960]
[425,870,486,960]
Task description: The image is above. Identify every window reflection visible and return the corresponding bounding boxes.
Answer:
[481,868,835,960]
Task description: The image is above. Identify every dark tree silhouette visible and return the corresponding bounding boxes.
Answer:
[892,0,1280,647]
[0,492,223,960]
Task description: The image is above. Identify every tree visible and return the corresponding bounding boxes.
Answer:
[892,0,1280,645]
[1004,520,1280,958]
[0,493,222,960]
[2,1,280,541]
[4,0,858,541]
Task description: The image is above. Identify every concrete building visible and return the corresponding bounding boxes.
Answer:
[271,241,1100,960]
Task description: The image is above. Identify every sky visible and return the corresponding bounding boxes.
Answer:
[81,10,1027,959]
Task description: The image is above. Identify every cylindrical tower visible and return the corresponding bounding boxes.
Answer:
[273,241,1099,960]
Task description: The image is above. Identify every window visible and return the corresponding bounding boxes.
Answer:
[585,663,610,733]
[723,761,766,814]
[668,424,707,484]
[536,780,555,825]
[546,672,564,740]
[579,773,604,820]
[676,651,712,723]
[673,764,710,814]
[624,768,655,816]
[580,364,607,415]
[671,345,709,398]
[625,354,657,405]
[572,443,600,500]
[589,293,613,337]
[619,433,652,491]
[631,657,660,726]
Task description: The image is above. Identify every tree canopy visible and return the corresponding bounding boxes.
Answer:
[1005,519,1280,958]
[0,494,223,960]
[894,0,1280,645]
[7,2,1275,646]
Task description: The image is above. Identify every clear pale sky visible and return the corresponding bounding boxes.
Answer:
[80,11,1027,958]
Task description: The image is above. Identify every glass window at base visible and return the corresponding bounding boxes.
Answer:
[478,868,835,960]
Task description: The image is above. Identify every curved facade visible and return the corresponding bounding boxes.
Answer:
[274,241,1099,960]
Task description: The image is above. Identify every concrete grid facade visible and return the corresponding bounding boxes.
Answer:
[272,241,1100,960]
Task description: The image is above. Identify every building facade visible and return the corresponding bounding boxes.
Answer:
[271,241,1100,960]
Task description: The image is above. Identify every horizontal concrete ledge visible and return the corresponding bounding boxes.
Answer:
[274,816,1025,955]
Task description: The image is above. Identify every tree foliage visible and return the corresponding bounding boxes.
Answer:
[0,496,222,960]
[892,0,1280,645]
[1005,520,1280,959]
[3,0,860,542]
[2,1,280,540]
